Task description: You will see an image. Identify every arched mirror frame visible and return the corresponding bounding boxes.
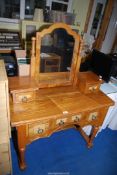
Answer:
[30,23,83,88]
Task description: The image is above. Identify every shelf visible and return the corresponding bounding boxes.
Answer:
[0,30,22,53]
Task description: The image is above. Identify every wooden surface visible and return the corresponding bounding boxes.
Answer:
[8,23,114,170]
[0,60,12,174]
[10,88,114,126]
[77,71,103,93]
[9,72,114,170]
[9,76,38,93]
[9,80,114,169]
[30,23,83,88]
[0,49,13,53]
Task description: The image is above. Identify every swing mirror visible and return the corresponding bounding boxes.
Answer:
[31,23,82,88]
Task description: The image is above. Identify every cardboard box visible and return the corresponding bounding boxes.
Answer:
[18,64,30,76]
[15,50,26,58]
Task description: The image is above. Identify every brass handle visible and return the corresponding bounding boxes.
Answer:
[89,86,97,92]
[94,86,97,90]
[22,96,28,102]
[37,128,44,134]
[59,120,65,126]
[74,116,80,122]
[89,87,93,91]
[92,115,97,120]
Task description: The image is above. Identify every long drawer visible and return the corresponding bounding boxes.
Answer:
[28,120,51,140]
[27,109,102,142]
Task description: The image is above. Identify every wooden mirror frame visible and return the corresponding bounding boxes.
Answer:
[30,23,83,88]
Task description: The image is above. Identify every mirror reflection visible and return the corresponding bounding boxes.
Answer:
[40,28,74,73]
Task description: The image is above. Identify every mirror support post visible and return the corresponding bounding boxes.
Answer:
[30,37,36,77]
[73,40,83,86]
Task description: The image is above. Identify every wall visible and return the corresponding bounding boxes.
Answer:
[71,0,90,33]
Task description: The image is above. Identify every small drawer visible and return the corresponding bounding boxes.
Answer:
[88,111,98,121]
[56,118,67,126]
[12,91,36,103]
[71,114,82,122]
[29,121,49,138]
[77,72,102,94]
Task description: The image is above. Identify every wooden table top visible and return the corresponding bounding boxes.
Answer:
[10,86,114,126]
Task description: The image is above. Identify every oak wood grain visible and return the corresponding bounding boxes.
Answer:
[8,23,114,170]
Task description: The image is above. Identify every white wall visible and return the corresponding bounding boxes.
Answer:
[71,0,90,33]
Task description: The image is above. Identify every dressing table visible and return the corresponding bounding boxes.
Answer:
[8,23,114,170]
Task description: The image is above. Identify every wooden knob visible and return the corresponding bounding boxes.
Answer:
[38,128,43,134]
[22,96,28,102]
[92,115,97,120]
[74,116,80,122]
[59,120,64,126]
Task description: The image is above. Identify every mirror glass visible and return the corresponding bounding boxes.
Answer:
[40,28,74,73]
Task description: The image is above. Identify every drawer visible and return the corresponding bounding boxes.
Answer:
[77,72,101,94]
[87,111,99,122]
[28,121,50,138]
[55,117,68,127]
[12,91,36,103]
[71,113,83,122]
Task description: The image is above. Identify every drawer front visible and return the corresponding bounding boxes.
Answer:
[55,117,68,127]
[86,84,100,93]
[71,113,83,122]
[54,114,84,127]
[13,91,35,103]
[28,121,50,138]
[87,111,99,122]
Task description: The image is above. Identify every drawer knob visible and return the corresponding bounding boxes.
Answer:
[89,86,97,91]
[37,128,44,134]
[74,116,80,122]
[59,120,65,126]
[92,115,97,120]
[94,86,97,90]
[22,96,28,102]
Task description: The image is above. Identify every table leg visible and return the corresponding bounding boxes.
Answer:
[75,125,99,148]
[87,126,99,148]
[17,125,27,170]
